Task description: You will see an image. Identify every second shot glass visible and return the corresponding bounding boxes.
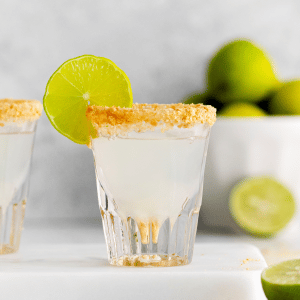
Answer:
[0,99,42,254]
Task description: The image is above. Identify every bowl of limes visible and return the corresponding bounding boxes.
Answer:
[184,39,300,237]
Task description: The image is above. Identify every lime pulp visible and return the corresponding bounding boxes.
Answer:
[262,259,300,300]
[229,176,296,236]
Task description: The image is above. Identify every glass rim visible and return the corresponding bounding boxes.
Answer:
[86,103,216,137]
[0,99,42,123]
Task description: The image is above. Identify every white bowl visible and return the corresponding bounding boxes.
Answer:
[201,116,300,234]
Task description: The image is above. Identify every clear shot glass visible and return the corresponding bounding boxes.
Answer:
[87,103,216,267]
[0,99,42,254]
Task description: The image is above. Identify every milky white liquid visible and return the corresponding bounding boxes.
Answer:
[92,126,209,226]
[0,132,34,215]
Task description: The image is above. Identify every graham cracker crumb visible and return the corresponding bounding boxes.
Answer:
[241,258,260,265]
[0,99,42,122]
[117,254,188,267]
[86,103,216,137]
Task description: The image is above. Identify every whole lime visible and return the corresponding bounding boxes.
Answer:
[183,92,207,104]
[270,80,300,115]
[182,92,224,111]
[219,103,266,117]
[207,39,279,103]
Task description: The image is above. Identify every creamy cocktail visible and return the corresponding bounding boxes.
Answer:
[0,99,42,254]
[87,103,215,266]
[43,55,216,267]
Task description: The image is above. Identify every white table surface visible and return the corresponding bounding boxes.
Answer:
[0,218,297,300]
[1,224,268,300]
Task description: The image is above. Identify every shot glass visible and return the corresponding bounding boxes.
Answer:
[0,99,42,254]
[87,103,216,266]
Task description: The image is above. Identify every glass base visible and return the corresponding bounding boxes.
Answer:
[0,200,26,255]
[111,254,188,267]
[0,244,17,254]
[100,193,200,267]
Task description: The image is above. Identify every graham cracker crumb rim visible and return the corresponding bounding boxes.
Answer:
[86,103,216,136]
[0,98,43,121]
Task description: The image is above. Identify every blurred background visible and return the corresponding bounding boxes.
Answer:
[1,0,300,228]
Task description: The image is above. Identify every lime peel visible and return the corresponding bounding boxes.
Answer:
[219,103,267,117]
[262,259,300,300]
[207,39,279,103]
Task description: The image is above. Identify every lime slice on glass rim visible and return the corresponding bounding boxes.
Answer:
[229,176,296,237]
[261,259,300,300]
[43,55,133,144]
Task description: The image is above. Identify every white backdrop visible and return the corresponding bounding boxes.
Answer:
[0,0,299,219]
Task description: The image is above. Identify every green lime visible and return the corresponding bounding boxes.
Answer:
[270,80,300,115]
[261,259,300,300]
[230,176,296,237]
[219,103,267,117]
[207,39,279,103]
[182,92,224,111]
[183,92,207,104]
[43,55,133,144]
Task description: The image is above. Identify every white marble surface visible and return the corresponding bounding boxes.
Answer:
[6,217,300,299]
[0,0,300,219]
[3,220,269,300]
[0,242,267,300]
